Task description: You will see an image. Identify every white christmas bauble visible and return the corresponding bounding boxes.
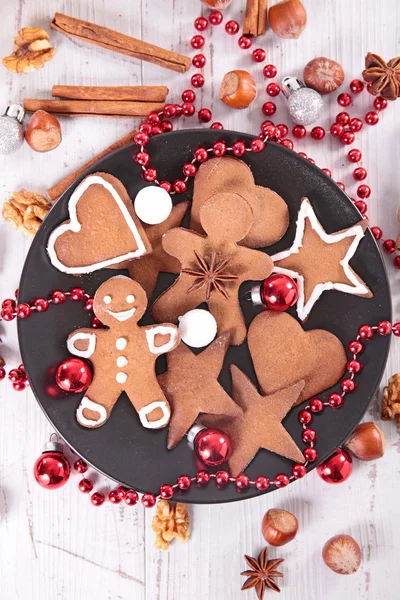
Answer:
[134,186,172,225]
[178,309,217,348]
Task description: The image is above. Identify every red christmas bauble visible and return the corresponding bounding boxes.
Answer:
[56,358,93,393]
[316,448,352,484]
[34,444,70,490]
[258,274,299,311]
[194,428,232,467]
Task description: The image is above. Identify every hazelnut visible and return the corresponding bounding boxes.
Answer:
[220,70,257,109]
[25,110,62,153]
[344,422,385,461]
[268,0,307,40]
[201,0,232,8]
[304,57,345,95]
[262,508,298,546]
[322,534,362,575]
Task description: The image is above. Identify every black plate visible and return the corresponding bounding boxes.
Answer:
[18,129,391,503]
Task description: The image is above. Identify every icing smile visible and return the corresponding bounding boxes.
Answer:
[107,307,137,322]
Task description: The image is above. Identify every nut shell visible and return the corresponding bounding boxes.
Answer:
[322,534,361,575]
[220,70,257,109]
[344,422,385,461]
[268,0,307,39]
[262,508,298,546]
[201,0,232,8]
[25,110,62,153]
[304,57,344,95]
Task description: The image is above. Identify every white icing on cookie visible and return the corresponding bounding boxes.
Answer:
[76,397,107,427]
[272,198,370,322]
[104,295,112,304]
[145,325,178,355]
[47,175,147,274]
[67,332,96,358]
[116,356,128,367]
[139,400,171,429]
[116,337,127,350]
[107,307,136,321]
[126,295,135,303]
[178,308,217,348]
[116,372,127,384]
[134,186,172,225]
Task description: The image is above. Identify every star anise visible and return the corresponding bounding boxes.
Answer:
[241,547,284,598]
[362,52,400,101]
[182,250,238,299]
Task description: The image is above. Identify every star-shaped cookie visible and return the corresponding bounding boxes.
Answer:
[201,366,305,476]
[152,192,273,345]
[272,197,372,321]
[158,332,242,449]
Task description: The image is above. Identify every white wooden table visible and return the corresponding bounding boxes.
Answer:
[1,1,400,598]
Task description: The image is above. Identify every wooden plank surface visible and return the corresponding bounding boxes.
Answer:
[0,0,400,598]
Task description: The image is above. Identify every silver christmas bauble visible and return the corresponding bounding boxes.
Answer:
[0,104,25,154]
[281,77,323,126]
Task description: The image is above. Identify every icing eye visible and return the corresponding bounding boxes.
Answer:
[104,295,112,304]
[126,295,135,303]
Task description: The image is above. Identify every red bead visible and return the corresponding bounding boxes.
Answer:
[191,73,205,88]
[194,16,208,31]
[1,307,15,321]
[393,322,400,337]
[125,490,139,505]
[357,184,371,199]
[354,200,367,214]
[266,82,280,97]
[250,138,265,153]
[374,96,388,111]
[336,182,346,191]
[173,180,187,194]
[262,101,276,116]
[349,118,363,133]
[304,447,318,462]
[210,122,224,129]
[135,151,150,166]
[181,102,196,116]
[143,168,158,182]
[359,324,374,339]
[56,358,93,393]
[347,359,362,374]
[192,53,206,68]
[302,428,317,443]
[252,48,266,62]
[196,470,211,485]
[198,108,212,123]
[348,340,363,355]
[159,181,173,193]
[236,473,250,490]
[91,492,105,507]
[308,158,315,164]
[161,120,173,133]
[348,148,362,163]
[377,320,392,335]
[194,428,232,466]
[84,297,93,311]
[108,490,122,504]
[8,368,22,383]
[274,474,289,488]
[74,459,88,473]
[52,290,66,304]
[2,298,15,309]
[259,273,298,311]
[13,381,26,392]
[316,448,352,484]
[147,112,160,126]
[183,162,197,177]
[328,393,343,408]
[394,256,400,269]
[322,168,332,177]
[139,122,152,135]
[353,167,367,181]
[16,303,31,318]
[365,111,379,125]
[298,409,312,425]
[225,20,239,34]
[34,451,70,489]
[311,126,325,140]
[255,476,270,491]
[383,239,396,253]
[159,484,174,499]
[191,34,205,49]
[194,147,208,163]
[177,475,191,490]
[78,478,93,493]
[263,64,277,78]
[292,464,307,479]
[161,105,175,120]
[232,141,246,156]
[114,485,128,499]
[276,124,288,138]
[0,368,5,381]
[238,35,252,49]
[215,470,230,486]
[280,139,294,150]
[69,287,84,302]
[91,316,103,328]
[337,93,352,107]
[134,131,149,146]
[336,111,350,125]
[182,89,196,103]
[330,123,344,137]
[341,378,355,393]
[150,125,163,136]
[209,10,223,25]
[309,398,324,413]
[341,131,355,145]
[293,125,306,139]
[371,226,382,240]
[350,79,364,94]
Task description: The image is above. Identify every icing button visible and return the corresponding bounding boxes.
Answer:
[116,372,128,384]
[116,356,128,368]
[116,337,127,350]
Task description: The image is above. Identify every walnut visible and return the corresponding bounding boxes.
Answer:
[152,499,190,550]
[2,27,55,73]
[2,189,51,237]
[0,356,5,369]
[382,374,400,427]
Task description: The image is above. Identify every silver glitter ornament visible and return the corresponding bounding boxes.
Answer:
[281,77,323,126]
[0,104,25,154]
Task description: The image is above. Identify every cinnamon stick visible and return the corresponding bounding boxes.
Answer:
[50,13,191,73]
[52,85,169,102]
[24,99,164,118]
[46,129,137,202]
[243,0,268,37]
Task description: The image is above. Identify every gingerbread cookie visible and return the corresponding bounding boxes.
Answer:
[190,156,289,248]
[158,332,242,449]
[272,197,372,321]
[152,192,273,345]
[67,275,180,429]
[201,366,305,476]
[47,172,151,274]
[248,311,346,405]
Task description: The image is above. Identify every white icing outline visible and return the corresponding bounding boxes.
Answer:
[116,372,128,384]
[145,325,178,355]
[107,307,136,322]
[47,175,147,274]
[67,332,96,358]
[116,337,127,350]
[76,397,107,427]
[139,401,170,429]
[116,356,128,368]
[272,198,370,321]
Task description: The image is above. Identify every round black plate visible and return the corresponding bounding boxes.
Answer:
[18,129,391,503]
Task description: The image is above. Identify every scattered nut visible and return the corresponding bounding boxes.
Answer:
[2,189,51,237]
[268,0,307,40]
[344,422,385,461]
[262,508,298,546]
[0,356,5,368]
[304,57,345,95]
[2,27,55,73]
[25,110,62,153]
[382,374,400,427]
[322,534,361,575]
[220,70,257,109]
[201,0,232,8]
[152,499,190,550]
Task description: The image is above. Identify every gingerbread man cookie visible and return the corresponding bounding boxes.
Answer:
[67,275,180,429]
[48,172,151,274]
[152,192,273,345]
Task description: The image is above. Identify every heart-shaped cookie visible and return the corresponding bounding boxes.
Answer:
[248,311,346,405]
[190,156,289,248]
[47,172,151,274]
